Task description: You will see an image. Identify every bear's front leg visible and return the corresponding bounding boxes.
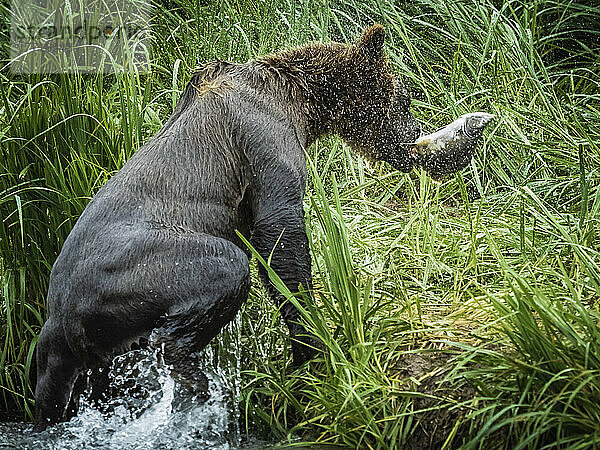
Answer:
[252,200,318,366]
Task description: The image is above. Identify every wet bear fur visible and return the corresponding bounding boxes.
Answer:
[34,24,421,431]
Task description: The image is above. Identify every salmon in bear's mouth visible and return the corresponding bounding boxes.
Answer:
[410,112,495,179]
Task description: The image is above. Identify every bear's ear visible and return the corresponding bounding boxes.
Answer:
[358,24,385,60]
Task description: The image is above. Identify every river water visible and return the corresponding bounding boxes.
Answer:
[0,319,269,449]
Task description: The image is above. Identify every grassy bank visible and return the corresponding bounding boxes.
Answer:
[1,0,599,447]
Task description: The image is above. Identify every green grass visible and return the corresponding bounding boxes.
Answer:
[1,0,599,447]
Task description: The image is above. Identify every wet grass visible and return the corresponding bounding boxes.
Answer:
[1,0,599,447]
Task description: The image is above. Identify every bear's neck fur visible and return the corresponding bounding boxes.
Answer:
[255,42,394,147]
[184,31,394,149]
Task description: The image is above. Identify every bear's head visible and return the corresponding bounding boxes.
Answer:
[336,24,421,173]
[258,24,421,172]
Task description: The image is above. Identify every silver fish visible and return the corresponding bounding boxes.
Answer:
[412,112,494,180]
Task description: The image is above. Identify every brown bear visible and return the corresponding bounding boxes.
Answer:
[34,24,422,431]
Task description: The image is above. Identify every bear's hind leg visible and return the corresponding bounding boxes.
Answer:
[87,366,112,406]
[34,321,81,432]
[150,238,250,398]
[64,373,87,421]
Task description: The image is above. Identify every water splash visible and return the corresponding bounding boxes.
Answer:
[0,318,244,449]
